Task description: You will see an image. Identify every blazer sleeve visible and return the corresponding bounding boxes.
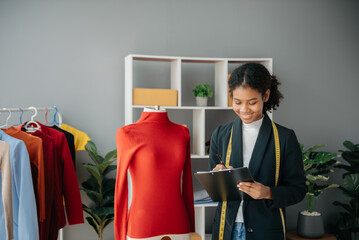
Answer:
[114,128,133,240]
[269,129,307,208]
[181,133,195,232]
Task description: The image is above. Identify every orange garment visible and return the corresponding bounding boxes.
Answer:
[3,126,46,222]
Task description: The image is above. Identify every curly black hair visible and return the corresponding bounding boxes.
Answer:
[228,63,283,113]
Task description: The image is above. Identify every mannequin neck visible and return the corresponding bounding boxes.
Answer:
[143,106,166,112]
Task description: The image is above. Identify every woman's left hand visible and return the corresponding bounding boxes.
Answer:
[237,181,273,200]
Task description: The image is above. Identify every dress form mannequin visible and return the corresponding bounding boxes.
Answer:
[115,107,195,240]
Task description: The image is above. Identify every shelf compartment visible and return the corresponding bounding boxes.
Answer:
[194,203,218,240]
[181,61,216,107]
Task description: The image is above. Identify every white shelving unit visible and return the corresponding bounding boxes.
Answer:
[124,54,273,240]
[125,54,272,157]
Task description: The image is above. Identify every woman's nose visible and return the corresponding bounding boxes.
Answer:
[241,104,249,112]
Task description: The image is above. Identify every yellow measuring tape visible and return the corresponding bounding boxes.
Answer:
[218,127,233,240]
[271,121,286,240]
[218,122,286,240]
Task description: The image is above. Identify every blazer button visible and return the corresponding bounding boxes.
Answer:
[247,228,253,233]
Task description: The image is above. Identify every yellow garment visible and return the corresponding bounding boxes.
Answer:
[60,123,90,151]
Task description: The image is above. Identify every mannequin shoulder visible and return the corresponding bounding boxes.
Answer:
[116,123,139,137]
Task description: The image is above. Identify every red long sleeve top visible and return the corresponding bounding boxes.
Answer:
[114,112,195,240]
[36,123,84,229]
[30,130,56,240]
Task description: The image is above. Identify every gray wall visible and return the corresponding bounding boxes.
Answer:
[1,0,358,239]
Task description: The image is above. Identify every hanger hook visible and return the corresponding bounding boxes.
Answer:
[19,108,23,124]
[29,106,38,122]
[52,106,59,125]
[0,108,11,128]
[6,109,11,125]
[14,108,23,127]
[45,107,49,125]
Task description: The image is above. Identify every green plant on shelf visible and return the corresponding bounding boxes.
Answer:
[192,83,213,98]
[81,141,117,240]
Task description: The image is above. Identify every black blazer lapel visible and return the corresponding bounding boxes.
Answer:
[230,117,243,168]
[248,114,272,179]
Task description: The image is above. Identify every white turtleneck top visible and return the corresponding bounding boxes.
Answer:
[235,116,263,223]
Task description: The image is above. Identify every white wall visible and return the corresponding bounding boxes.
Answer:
[1,0,358,239]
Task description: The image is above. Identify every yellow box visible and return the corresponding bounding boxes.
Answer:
[190,232,201,240]
[228,73,233,107]
[133,88,178,106]
[228,91,233,107]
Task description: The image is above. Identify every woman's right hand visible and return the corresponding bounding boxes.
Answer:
[212,164,233,171]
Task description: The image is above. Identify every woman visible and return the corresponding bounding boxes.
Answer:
[209,63,306,240]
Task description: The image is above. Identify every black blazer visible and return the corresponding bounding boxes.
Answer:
[209,114,306,240]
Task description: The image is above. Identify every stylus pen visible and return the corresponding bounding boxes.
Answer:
[216,154,227,169]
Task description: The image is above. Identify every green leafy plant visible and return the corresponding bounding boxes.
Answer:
[192,83,213,98]
[331,141,359,240]
[301,144,340,213]
[335,141,359,177]
[81,141,117,240]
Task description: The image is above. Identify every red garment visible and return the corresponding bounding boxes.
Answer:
[30,130,56,240]
[37,123,84,226]
[19,123,84,239]
[115,112,195,240]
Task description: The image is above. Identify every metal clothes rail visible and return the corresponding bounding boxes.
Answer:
[0,106,63,127]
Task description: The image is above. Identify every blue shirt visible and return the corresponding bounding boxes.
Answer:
[0,130,39,240]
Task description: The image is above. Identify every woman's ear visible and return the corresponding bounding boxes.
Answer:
[264,89,270,102]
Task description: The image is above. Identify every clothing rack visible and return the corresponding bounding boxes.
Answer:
[0,106,64,240]
[0,106,63,126]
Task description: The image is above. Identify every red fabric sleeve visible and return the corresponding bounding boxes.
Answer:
[60,135,84,225]
[182,133,195,232]
[114,128,132,240]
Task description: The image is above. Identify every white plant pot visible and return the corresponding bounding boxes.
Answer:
[196,97,208,107]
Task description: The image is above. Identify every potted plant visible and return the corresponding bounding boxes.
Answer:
[192,83,213,106]
[81,141,117,240]
[297,144,340,238]
[331,141,359,240]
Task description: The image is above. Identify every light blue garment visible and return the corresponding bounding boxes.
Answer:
[0,130,39,240]
[231,222,246,240]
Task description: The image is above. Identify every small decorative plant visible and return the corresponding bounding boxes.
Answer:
[301,144,340,214]
[331,141,359,240]
[81,141,117,240]
[192,83,213,98]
